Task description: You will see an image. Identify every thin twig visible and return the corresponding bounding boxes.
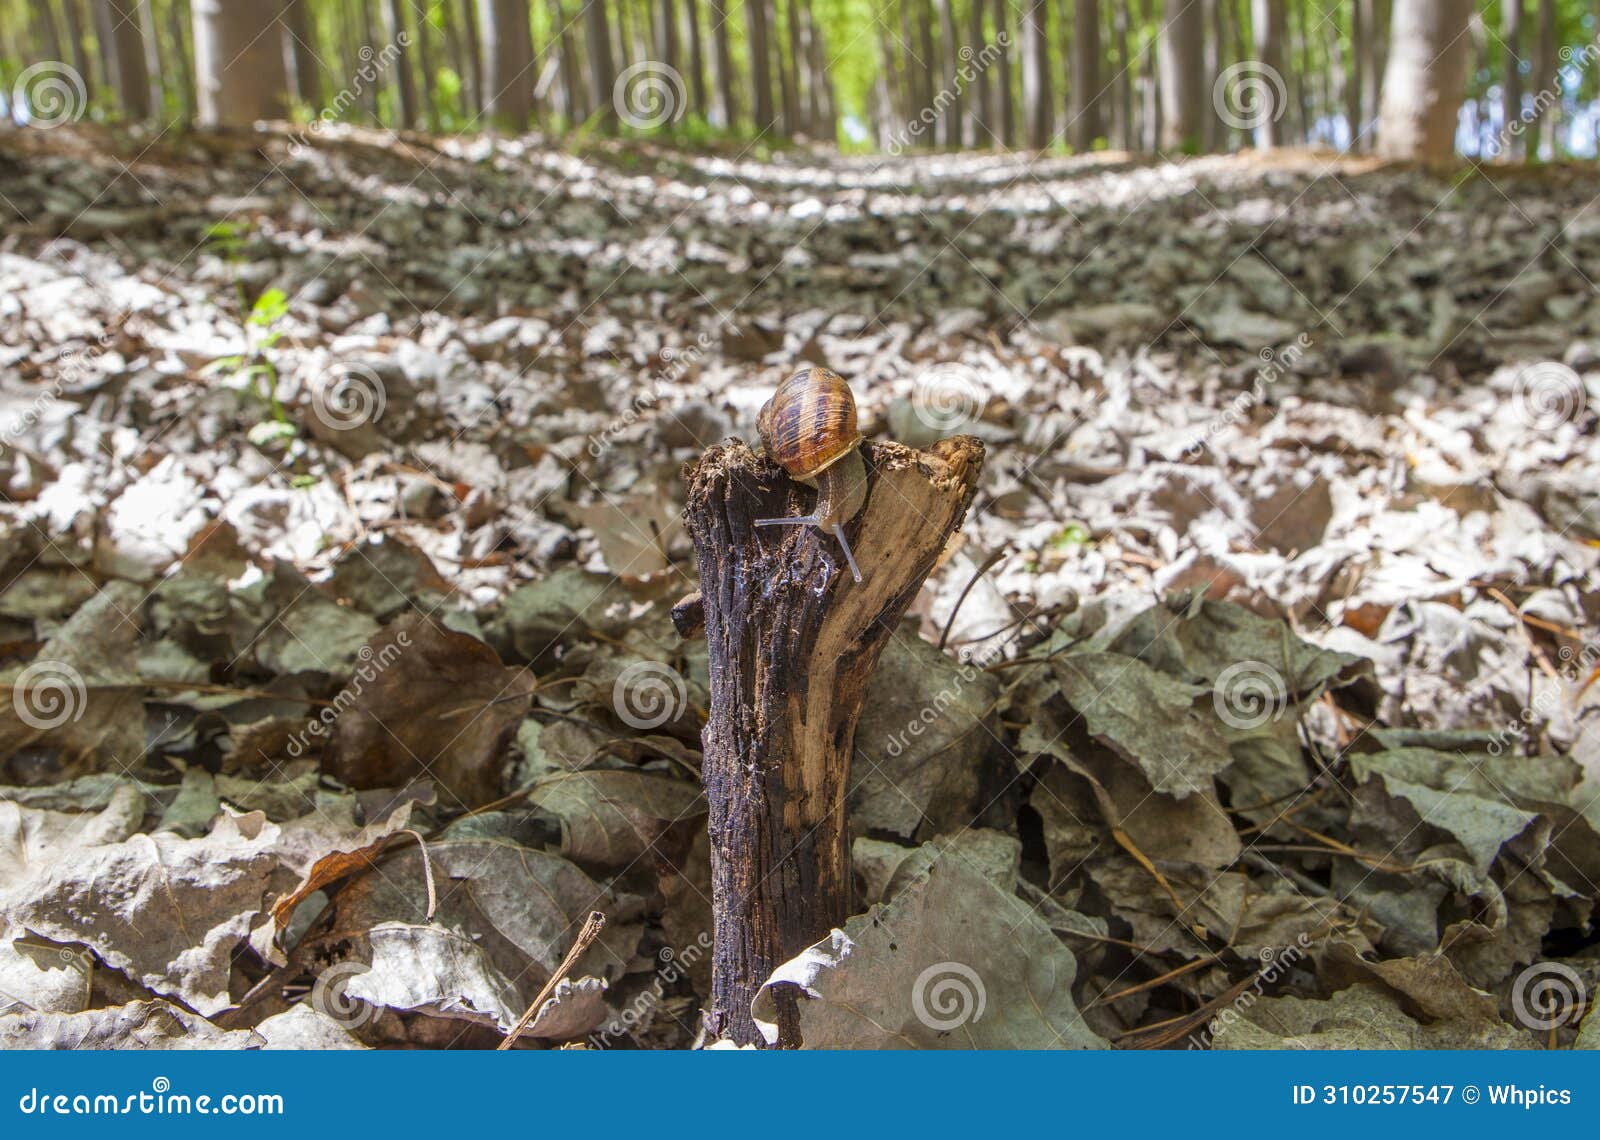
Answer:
[937,547,1007,652]
[496,911,607,1050]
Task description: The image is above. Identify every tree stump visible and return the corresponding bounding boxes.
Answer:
[682,435,984,1047]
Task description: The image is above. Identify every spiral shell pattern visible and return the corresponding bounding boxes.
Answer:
[757,366,861,479]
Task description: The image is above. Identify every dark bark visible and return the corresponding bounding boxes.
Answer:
[684,437,984,1047]
[1250,0,1284,149]
[993,0,1014,146]
[1157,0,1205,151]
[583,0,617,129]
[708,0,735,126]
[1070,0,1101,149]
[1021,0,1051,147]
[1501,0,1522,159]
[98,0,152,119]
[746,0,775,133]
[684,0,706,117]
[479,0,532,128]
[191,0,289,126]
[385,0,419,127]
[282,0,321,109]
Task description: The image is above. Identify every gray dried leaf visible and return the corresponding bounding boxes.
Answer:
[753,842,1105,1049]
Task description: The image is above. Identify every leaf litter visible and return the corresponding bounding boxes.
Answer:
[1,127,1599,1048]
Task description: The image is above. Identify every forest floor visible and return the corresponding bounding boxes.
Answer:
[2,124,1600,1049]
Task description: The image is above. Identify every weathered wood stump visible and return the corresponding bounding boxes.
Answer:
[682,435,984,1046]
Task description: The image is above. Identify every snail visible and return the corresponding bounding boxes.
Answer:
[755,366,868,582]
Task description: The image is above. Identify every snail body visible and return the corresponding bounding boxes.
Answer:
[755,366,868,582]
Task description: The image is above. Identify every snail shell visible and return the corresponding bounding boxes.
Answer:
[757,366,863,481]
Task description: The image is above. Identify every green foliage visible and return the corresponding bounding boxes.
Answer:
[201,224,294,446]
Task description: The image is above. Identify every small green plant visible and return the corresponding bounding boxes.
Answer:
[200,221,296,448]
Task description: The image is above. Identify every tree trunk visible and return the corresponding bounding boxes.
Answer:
[30,0,65,66]
[684,436,984,1048]
[415,3,438,128]
[583,0,616,130]
[1345,0,1363,149]
[1531,0,1556,159]
[192,0,288,125]
[1201,0,1220,149]
[97,0,152,119]
[935,0,962,146]
[459,0,484,116]
[1021,0,1051,148]
[282,0,321,109]
[1109,0,1130,148]
[1358,0,1390,151]
[684,0,706,118]
[1157,0,1204,151]
[654,0,678,76]
[967,0,989,146]
[1249,0,1284,149]
[60,0,94,100]
[385,0,419,127]
[1070,0,1101,149]
[746,0,775,134]
[708,0,735,127]
[771,0,797,136]
[1376,0,1469,162]
[802,0,833,140]
[993,0,1014,146]
[478,0,531,128]
[1500,0,1522,159]
[785,0,809,134]
[551,0,586,121]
